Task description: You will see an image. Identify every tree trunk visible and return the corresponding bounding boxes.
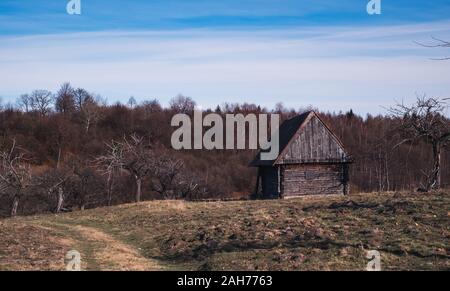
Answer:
[106,172,113,206]
[85,118,90,134]
[11,195,20,217]
[56,146,62,169]
[80,184,86,211]
[135,176,142,202]
[55,186,64,213]
[385,155,390,192]
[429,142,441,190]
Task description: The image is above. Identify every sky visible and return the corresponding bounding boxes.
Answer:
[1,0,450,115]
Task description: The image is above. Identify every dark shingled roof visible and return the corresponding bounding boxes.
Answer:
[249,111,312,167]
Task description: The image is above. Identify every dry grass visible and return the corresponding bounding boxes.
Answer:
[0,191,449,271]
[0,221,73,270]
[72,225,162,271]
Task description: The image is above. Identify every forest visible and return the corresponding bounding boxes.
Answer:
[0,83,449,217]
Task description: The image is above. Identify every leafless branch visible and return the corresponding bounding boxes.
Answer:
[415,36,450,60]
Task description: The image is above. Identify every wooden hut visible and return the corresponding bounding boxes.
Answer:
[250,111,352,198]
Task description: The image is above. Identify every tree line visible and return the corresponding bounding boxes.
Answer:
[0,83,449,217]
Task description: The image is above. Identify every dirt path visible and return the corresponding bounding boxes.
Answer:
[72,225,163,271]
[33,222,164,271]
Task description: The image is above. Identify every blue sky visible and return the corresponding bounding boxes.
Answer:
[1,0,450,34]
[1,0,450,114]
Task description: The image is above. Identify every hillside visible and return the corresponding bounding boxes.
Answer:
[0,191,449,271]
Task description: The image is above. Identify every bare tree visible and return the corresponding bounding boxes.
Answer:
[0,140,34,216]
[98,135,155,203]
[390,96,450,191]
[128,96,137,109]
[80,95,102,134]
[83,100,101,133]
[73,88,91,111]
[141,99,162,114]
[40,168,72,213]
[177,173,201,200]
[30,89,53,117]
[169,95,196,113]
[175,169,210,200]
[151,155,184,199]
[68,158,98,210]
[55,83,76,114]
[96,141,124,205]
[122,135,156,202]
[17,94,33,113]
[72,88,103,133]
[274,102,286,114]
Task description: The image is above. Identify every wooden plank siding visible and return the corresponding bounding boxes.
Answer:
[278,115,346,164]
[281,164,346,197]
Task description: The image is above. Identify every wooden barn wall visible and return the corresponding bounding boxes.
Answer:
[261,167,279,198]
[280,115,345,163]
[281,164,345,196]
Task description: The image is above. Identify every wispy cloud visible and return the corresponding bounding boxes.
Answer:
[0,21,450,114]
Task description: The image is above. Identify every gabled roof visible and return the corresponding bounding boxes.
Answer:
[249,111,348,167]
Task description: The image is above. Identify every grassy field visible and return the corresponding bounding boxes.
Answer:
[0,191,449,271]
